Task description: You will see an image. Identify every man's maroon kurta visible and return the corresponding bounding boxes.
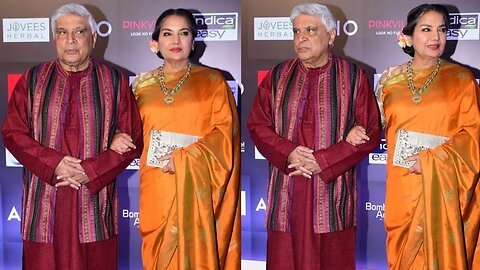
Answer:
[247,55,381,269]
[2,59,143,270]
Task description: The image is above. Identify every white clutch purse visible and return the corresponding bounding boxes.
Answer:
[146,129,201,168]
[393,129,449,168]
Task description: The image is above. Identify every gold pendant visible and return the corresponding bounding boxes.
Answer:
[412,94,422,104]
[164,96,174,105]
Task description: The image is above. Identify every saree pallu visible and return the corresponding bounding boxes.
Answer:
[376,61,480,269]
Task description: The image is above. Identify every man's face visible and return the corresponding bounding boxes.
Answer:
[54,14,96,71]
[293,14,336,68]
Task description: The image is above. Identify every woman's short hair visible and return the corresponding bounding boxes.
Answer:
[151,8,197,59]
[290,3,336,32]
[51,3,97,35]
[401,4,450,57]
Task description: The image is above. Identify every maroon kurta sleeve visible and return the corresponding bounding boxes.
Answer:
[82,73,143,194]
[2,74,66,185]
[247,71,298,174]
[314,70,381,183]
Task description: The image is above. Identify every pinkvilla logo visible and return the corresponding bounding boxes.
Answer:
[368,19,405,36]
[122,13,239,41]
[122,20,154,37]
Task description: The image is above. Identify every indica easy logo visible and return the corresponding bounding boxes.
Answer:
[369,139,387,165]
[448,13,479,40]
[193,13,238,41]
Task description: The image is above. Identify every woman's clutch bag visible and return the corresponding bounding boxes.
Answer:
[393,129,449,168]
[147,129,201,168]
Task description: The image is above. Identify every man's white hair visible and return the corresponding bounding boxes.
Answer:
[290,3,336,31]
[51,3,97,34]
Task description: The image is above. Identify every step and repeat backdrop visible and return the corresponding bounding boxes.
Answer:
[0,0,241,269]
[0,0,479,269]
[240,0,479,269]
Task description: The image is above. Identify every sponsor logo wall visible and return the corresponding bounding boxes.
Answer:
[0,1,241,269]
[241,1,479,269]
[0,0,479,269]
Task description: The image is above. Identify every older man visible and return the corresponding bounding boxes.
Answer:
[247,3,381,269]
[1,3,142,270]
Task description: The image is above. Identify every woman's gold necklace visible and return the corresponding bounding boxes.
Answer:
[406,58,442,104]
[158,62,192,105]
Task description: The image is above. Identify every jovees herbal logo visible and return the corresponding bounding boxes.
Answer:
[3,18,50,42]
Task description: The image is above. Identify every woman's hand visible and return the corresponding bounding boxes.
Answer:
[110,133,136,155]
[405,154,422,174]
[158,154,175,174]
[346,125,370,146]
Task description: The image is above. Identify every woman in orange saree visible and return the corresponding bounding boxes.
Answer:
[112,8,240,270]
[375,4,480,270]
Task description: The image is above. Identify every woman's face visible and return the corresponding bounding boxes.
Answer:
[155,15,194,63]
[410,10,447,62]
